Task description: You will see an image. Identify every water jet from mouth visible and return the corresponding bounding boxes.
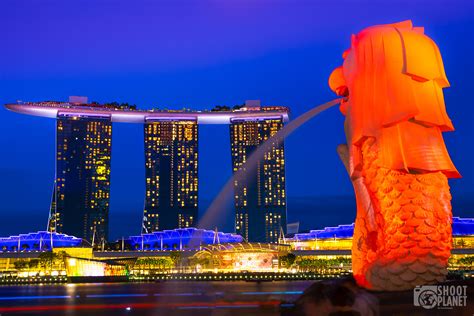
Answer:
[192,97,343,245]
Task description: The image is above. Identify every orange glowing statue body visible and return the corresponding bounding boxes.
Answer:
[329,21,460,291]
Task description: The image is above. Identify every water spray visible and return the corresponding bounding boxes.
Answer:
[191,97,344,245]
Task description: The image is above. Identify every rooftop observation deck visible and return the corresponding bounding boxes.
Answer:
[4,101,290,124]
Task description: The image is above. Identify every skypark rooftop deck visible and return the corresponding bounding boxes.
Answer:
[5,100,289,124]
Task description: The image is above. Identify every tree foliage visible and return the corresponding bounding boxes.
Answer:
[296,257,351,272]
[279,253,297,267]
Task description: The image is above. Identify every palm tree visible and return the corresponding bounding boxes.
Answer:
[29,259,39,269]
[457,239,467,248]
[39,252,56,273]
[280,253,296,268]
[14,260,28,271]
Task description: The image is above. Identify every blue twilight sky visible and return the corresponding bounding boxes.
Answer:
[0,0,473,240]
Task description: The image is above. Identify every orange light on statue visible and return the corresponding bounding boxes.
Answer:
[330,20,460,291]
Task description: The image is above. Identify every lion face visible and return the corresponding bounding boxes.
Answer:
[328,20,459,179]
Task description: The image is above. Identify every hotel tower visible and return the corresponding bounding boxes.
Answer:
[230,102,287,243]
[142,120,199,232]
[48,103,112,243]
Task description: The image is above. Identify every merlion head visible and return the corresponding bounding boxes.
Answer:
[329,20,459,179]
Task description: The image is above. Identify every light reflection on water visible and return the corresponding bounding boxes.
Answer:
[0,280,313,315]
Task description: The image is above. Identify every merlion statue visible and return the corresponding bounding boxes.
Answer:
[329,20,460,291]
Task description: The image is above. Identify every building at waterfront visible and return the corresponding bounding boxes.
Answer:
[1,219,473,280]
[191,243,282,272]
[230,101,287,243]
[5,98,290,239]
[142,120,199,232]
[281,217,474,250]
[48,108,112,244]
[0,231,85,252]
[126,227,243,251]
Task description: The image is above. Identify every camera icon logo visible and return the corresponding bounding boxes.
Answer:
[414,285,438,309]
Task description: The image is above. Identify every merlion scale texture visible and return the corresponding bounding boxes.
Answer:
[329,21,460,291]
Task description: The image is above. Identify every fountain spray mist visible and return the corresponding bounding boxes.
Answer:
[193,97,344,243]
[153,98,343,301]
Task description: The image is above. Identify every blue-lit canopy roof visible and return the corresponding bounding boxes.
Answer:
[292,224,355,240]
[289,217,474,241]
[452,217,474,236]
[126,228,243,250]
[0,231,85,252]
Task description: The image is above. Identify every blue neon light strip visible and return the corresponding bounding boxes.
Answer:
[0,295,71,300]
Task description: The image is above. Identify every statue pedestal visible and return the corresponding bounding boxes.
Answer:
[289,277,474,315]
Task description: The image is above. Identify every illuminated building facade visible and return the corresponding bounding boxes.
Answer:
[191,243,282,272]
[282,217,474,251]
[0,220,473,279]
[48,115,112,243]
[5,98,290,239]
[230,106,287,243]
[142,120,198,232]
[127,227,243,251]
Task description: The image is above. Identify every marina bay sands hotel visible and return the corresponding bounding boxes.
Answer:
[5,97,289,244]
